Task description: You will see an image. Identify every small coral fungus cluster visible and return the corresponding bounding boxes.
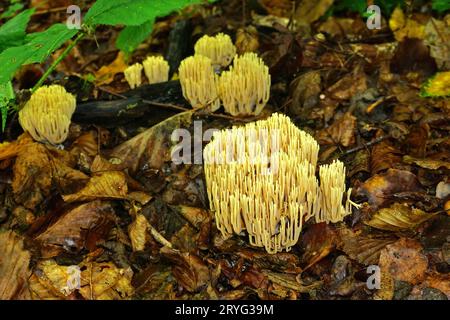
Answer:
[124,56,170,89]
[19,85,76,145]
[179,33,270,117]
[204,113,358,254]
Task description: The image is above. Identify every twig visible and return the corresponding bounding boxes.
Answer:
[32,32,85,93]
[341,135,388,156]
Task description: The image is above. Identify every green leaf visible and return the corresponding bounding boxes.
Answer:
[0,81,14,131]
[432,0,450,13]
[116,20,153,55]
[0,2,25,20]
[0,8,35,52]
[85,0,205,27]
[0,24,78,83]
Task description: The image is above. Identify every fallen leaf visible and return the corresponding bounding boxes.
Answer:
[63,171,128,202]
[357,169,423,210]
[365,202,437,232]
[338,227,397,265]
[379,238,428,285]
[235,26,259,55]
[128,213,150,252]
[94,51,127,86]
[289,71,321,118]
[160,246,209,293]
[0,133,33,161]
[403,155,450,170]
[34,201,116,258]
[316,112,357,147]
[295,0,334,26]
[326,69,367,101]
[299,223,338,270]
[79,261,134,300]
[424,18,450,70]
[0,231,31,300]
[389,7,425,41]
[109,111,193,174]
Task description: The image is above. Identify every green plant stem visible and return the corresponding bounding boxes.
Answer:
[31,31,85,93]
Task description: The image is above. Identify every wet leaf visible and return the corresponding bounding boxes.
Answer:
[0,133,33,161]
[365,202,437,232]
[34,201,116,258]
[0,231,31,300]
[299,223,338,270]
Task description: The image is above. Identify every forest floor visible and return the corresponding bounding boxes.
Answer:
[0,0,449,300]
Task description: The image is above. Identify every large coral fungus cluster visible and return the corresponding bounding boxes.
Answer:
[178,55,220,111]
[194,33,236,68]
[18,85,76,145]
[218,52,270,117]
[204,113,356,253]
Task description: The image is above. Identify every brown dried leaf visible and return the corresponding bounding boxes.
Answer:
[357,169,423,210]
[403,155,450,170]
[424,18,450,70]
[295,0,334,26]
[235,26,259,54]
[63,171,128,202]
[365,203,437,231]
[300,223,338,269]
[326,70,367,101]
[34,201,115,258]
[0,231,31,300]
[160,246,209,293]
[338,228,397,265]
[79,262,134,300]
[128,213,150,252]
[110,111,193,174]
[379,238,428,285]
[289,71,321,118]
[316,112,357,147]
[370,136,402,174]
[0,133,33,161]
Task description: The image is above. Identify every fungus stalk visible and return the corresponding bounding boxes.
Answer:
[18,85,76,145]
[218,52,270,117]
[143,56,169,84]
[124,63,143,89]
[178,55,220,111]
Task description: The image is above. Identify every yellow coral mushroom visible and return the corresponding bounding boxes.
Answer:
[142,56,169,84]
[178,55,220,111]
[204,113,358,253]
[194,33,236,68]
[421,71,450,97]
[124,63,143,89]
[18,85,76,145]
[218,52,270,117]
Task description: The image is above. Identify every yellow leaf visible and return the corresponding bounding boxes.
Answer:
[128,213,150,251]
[63,171,128,202]
[94,52,127,86]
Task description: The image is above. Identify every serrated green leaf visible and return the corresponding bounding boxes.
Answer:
[0,8,35,52]
[0,2,24,19]
[85,0,205,27]
[0,81,14,131]
[116,20,153,55]
[0,24,78,83]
